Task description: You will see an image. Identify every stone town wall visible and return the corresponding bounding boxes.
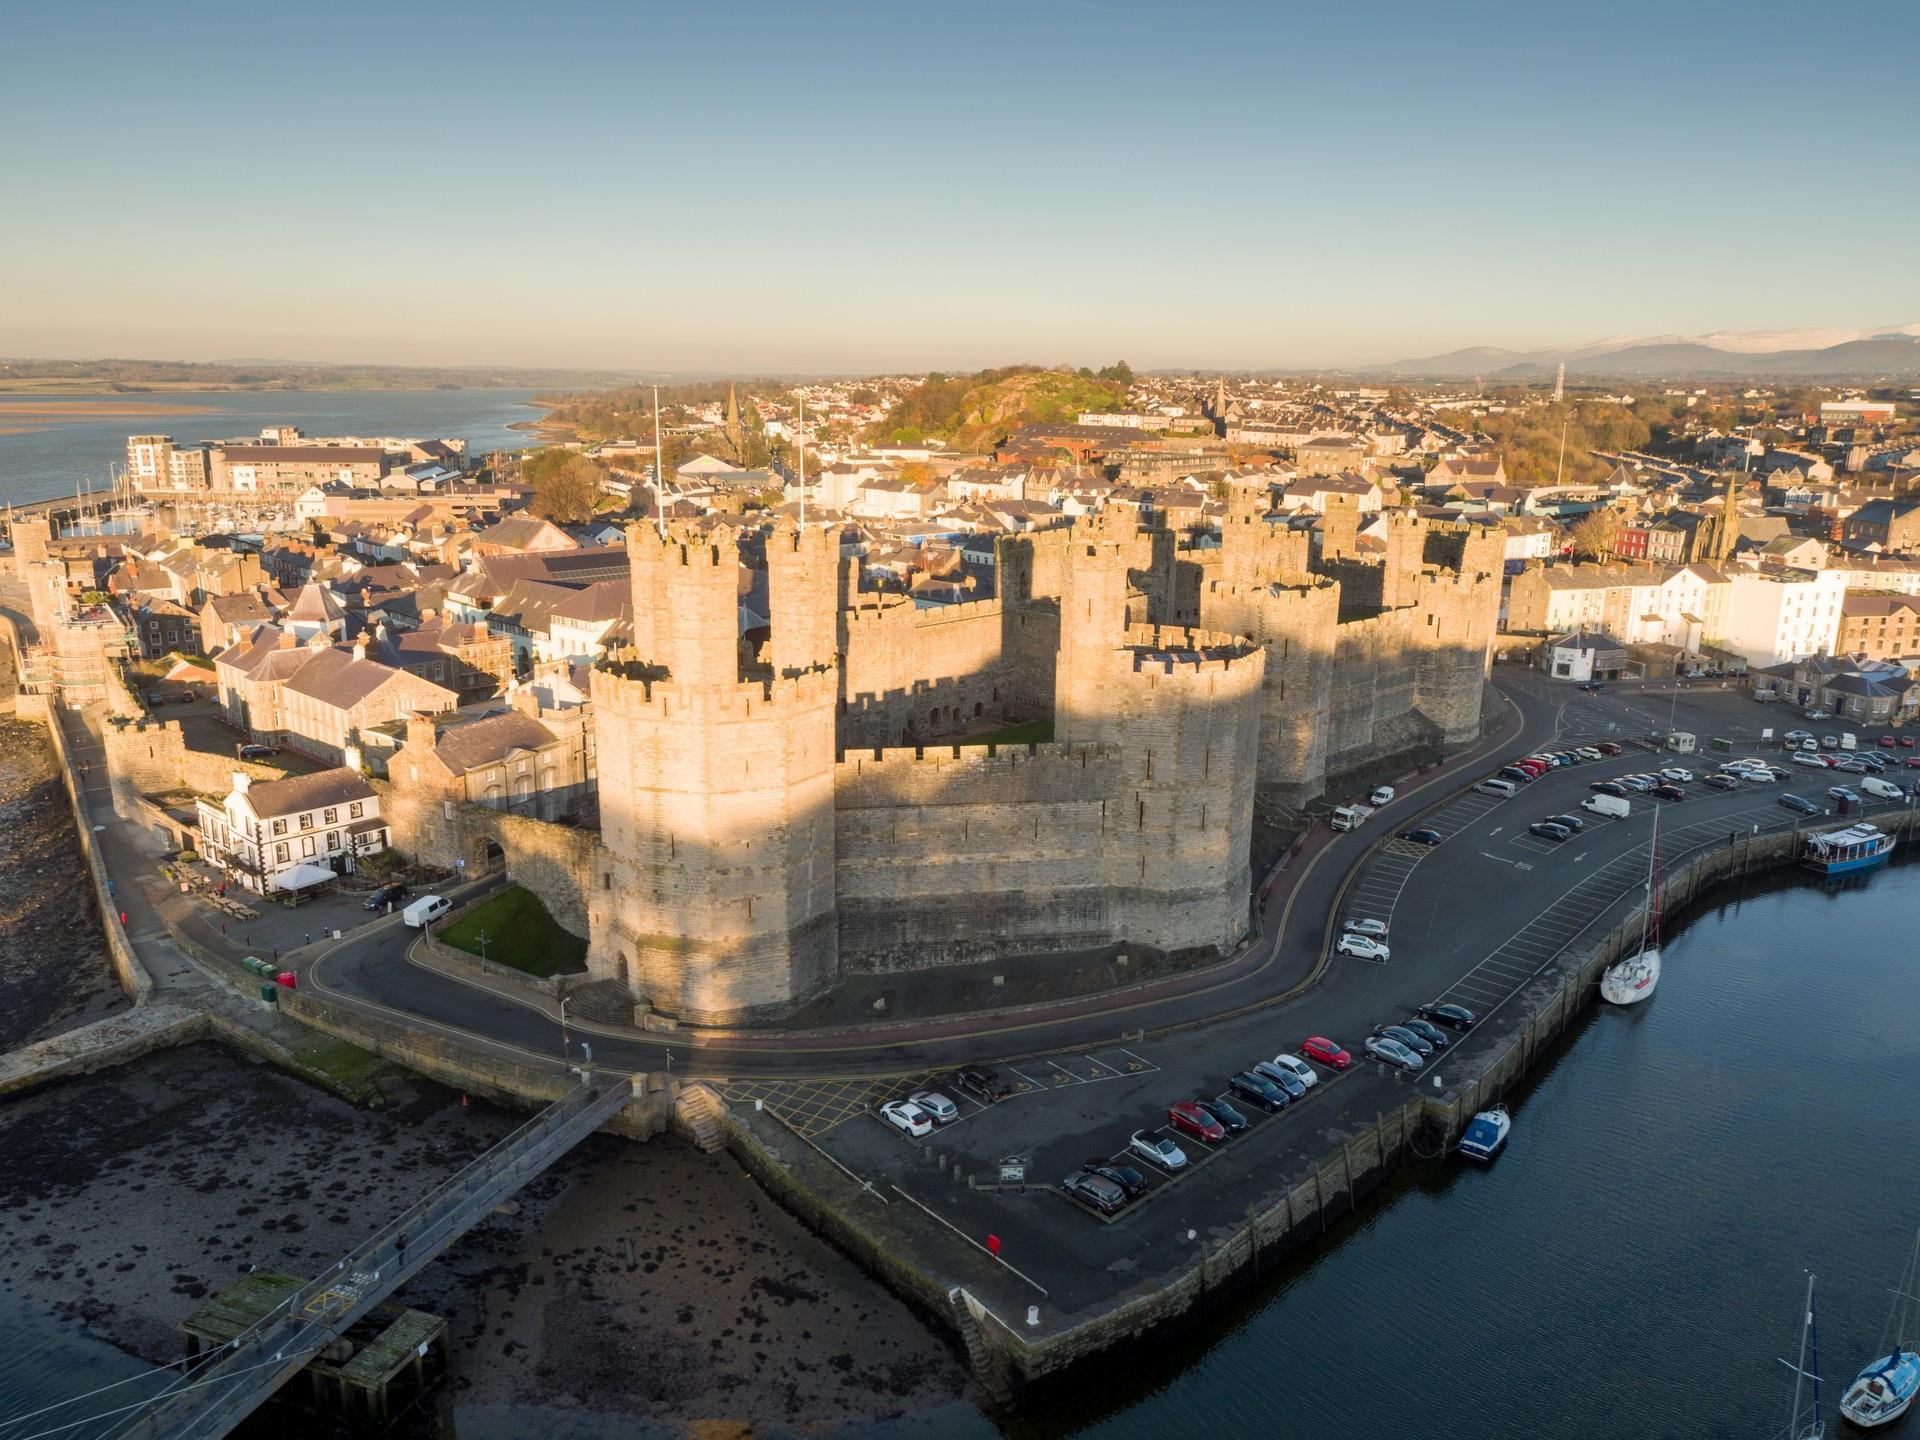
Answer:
[1199,578,1339,803]
[1323,607,1429,778]
[100,718,188,819]
[838,597,1032,749]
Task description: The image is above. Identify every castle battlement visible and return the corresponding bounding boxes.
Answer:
[592,658,838,715]
[839,739,1113,776]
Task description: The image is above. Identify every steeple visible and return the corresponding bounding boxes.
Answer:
[724,382,744,457]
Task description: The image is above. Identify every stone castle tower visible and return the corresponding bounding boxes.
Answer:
[589,522,840,1025]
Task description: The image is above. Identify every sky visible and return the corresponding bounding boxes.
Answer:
[5,0,1918,374]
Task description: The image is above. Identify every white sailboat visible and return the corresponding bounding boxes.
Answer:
[1776,1272,1826,1440]
[1601,805,1662,1005]
[1840,1229,1920,1429]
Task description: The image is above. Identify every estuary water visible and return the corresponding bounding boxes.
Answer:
[0,389,547,508]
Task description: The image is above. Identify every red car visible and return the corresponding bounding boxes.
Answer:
[1902,737,1916,749]
[1906,756,1920,769]
[1300,1035,1351,1069]
[1168,1101,1226,1144]
[1881,736,1898,749]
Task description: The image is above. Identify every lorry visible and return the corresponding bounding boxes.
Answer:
[1330,804,1375,832]
[402,894,453,928]
[1581,793,1631,819]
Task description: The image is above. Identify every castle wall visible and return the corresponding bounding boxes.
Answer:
[1199,578,1338,803]
[838,598,1035,749]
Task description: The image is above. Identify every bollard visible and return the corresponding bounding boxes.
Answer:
[1027,1305,1040,1327]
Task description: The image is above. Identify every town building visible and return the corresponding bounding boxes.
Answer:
[1836,593,1920,660]
[195,768,387,894]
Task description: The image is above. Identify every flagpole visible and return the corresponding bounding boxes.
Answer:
[652,385,667,540]
[797,394,806,527]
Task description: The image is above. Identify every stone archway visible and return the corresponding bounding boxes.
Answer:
[468,834,505,874]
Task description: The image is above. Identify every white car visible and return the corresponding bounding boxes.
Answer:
[1129,1130,1188,1171]
[1365,1035,1425,1071]
[1659,767,1693,782]
[1268,1053,1318,1088]
[908,1090,959,1124]
[879,1100,933,1138]
[1337,934,1390,962]
[1369,785,1396,806]
[1342,917,1389,940]
[1807,710,1832,720]
[1575,747,1603,760]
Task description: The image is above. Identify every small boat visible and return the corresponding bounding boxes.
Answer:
[1802,823,1894,878]
[1602,806,1662,1006]
[1457,1106,1510,1161]
[1840,1229,1920,1429]
[1776,1272,1826,1440]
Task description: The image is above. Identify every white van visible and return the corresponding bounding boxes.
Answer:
[403,894,453,928]
[1581,793,1631,819]
[1861,776,1905,801]
[1473,778,1517,799]
[1331,804,1374,832]
[1841,733,1858,751]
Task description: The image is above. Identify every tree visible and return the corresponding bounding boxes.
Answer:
[1567,509,1620,561]
[522,449,605,524]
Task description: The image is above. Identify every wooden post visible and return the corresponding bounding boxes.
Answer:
[1313,1167,1327,1232]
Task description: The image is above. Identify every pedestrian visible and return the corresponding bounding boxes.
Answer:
[303,931,310,946]
[395,1231,408,1267]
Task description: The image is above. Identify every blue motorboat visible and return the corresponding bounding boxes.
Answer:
[1457,1106,1510,1162]
[1801,823,1893,877]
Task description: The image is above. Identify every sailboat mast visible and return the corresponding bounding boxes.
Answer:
[1788,1272,1815,1436]
[1639,806,1659,953]
[1810,1272,1824,1428]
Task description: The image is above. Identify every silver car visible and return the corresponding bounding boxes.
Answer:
[908,1090,959,1124]
[1365,1035,1425,1071]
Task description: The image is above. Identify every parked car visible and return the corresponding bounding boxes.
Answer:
[1579,680,1604,693]
[952,1066,1011,1102]
[1590,780,1629,797]
[1652,784,1686,802]
[1828,786,1861,804]
[1858,753,1887,772]
[1791,752,1830,769]
[1398,828,1443,846]
[1574,747,1603,760]
[1300,1035,1351,1069]
[1902,737,1916,749]
[363,881,408,911]
[1906,756,1920,769]
[1808,709,1832,720]
[1703,773,1740,790]
[1416,1002,1479,1030]
[1778,793,1821,815]
[1062,1170,1128,1215]
[1266,1053,1318,1088]
[1400,1017,1451,1049]
[1193,1098,1249,1135]
[1529,821,1572,842]
[1342,917,1389,940]
[1370,785,1396,806]
[1252,1060,1309,1099]
[1595,742,1623,755]
[1365,1035,1424,1071]
[1546,812,1586,831]
[1880,736,1898,748]
[1659,767,1694,782]
[1228,1070,1291,1110]
[1084,1162,1148,1197]
[1784,730,1813,744]
[236,743,278,760]
[1499,766,1537,784]
[1615,775,1652,793]
[1336,933,1390,961]
[879,1100,934,1138]
[1129,1130,1189,1171]
[908,1090,959,1124]
[1832,759,1868,774]
[1168,1101,1227,1144]
[1373,1024,1434,1056]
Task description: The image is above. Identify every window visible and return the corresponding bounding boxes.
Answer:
[328,831,340,851]
[275,842,289,862]
[299,812,313,830]
[271,818,287,836]
[302,835,315,857]
[324,807,337,824]
[349,801,363,819]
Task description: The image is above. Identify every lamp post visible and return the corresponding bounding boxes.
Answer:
[558,993,571,1060]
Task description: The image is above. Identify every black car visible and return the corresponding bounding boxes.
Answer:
[952,1066,1012,1103]
[1398,828,1443,846]
[1417,1002,1479,1031]
[363,881,409,911]
[1228,1070,1290,1111]
[1499,766,1535,784]
[1546,813,1585,832]
[1652,784,1686,802]
[237,743,277,760]
[1400,1017,1451,1049]
[1589,780,1628,797]
[1529,821,1572,842]
[1194,1097,1249,1134]
[1373,1023,1433,1056]
[1085,1161,1148,1197]
[1779,793,1821,815]
[1062,1170,1127,1215]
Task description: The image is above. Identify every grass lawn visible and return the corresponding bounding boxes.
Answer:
[293,1038,395,1104]
[955,719,1054,748]
[440,885,588,978]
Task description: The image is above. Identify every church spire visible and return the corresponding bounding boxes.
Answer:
[724,382,744,457]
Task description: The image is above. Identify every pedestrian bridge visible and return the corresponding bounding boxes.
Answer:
[82,1070,636,1440]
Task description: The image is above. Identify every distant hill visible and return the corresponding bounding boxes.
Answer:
[871,365,1128,448]
[0,357,651,394]
[1367,326,1920,381]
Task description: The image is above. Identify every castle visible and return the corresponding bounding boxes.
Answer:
[580,494,1503,1024]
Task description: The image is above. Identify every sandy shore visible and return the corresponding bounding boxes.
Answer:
[0,715,126,1050]
[0,1045,973,1434]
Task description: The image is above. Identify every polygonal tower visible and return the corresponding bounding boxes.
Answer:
[589,522,840,1025]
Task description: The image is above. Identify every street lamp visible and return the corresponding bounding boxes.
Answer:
[558,992,571,1060]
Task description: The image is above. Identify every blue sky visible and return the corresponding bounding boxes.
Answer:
[5,0,1917,372]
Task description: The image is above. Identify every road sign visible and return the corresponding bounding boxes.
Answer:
[998,1156,1027,1184]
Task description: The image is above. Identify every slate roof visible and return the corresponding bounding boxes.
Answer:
[240,767,376,819]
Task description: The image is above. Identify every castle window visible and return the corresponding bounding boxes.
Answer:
[603,872,612,890]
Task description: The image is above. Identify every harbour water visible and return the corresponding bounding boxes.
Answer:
[0,390,547,509]
[4,857,1917,1438]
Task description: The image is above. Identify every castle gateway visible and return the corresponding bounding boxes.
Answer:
[580,496,1500,1026]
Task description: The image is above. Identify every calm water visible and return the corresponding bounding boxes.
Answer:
[6,862,1918,1439]
[0,390,546,508]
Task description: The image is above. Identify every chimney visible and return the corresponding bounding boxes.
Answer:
[352,638,367,662]
[233,772,251,794]
[277,630,295,649]
[343,742,363,771]
[405,710,438,755]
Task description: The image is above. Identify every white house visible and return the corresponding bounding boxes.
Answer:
[195,768,387,894]
[1723,568,1850,667]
